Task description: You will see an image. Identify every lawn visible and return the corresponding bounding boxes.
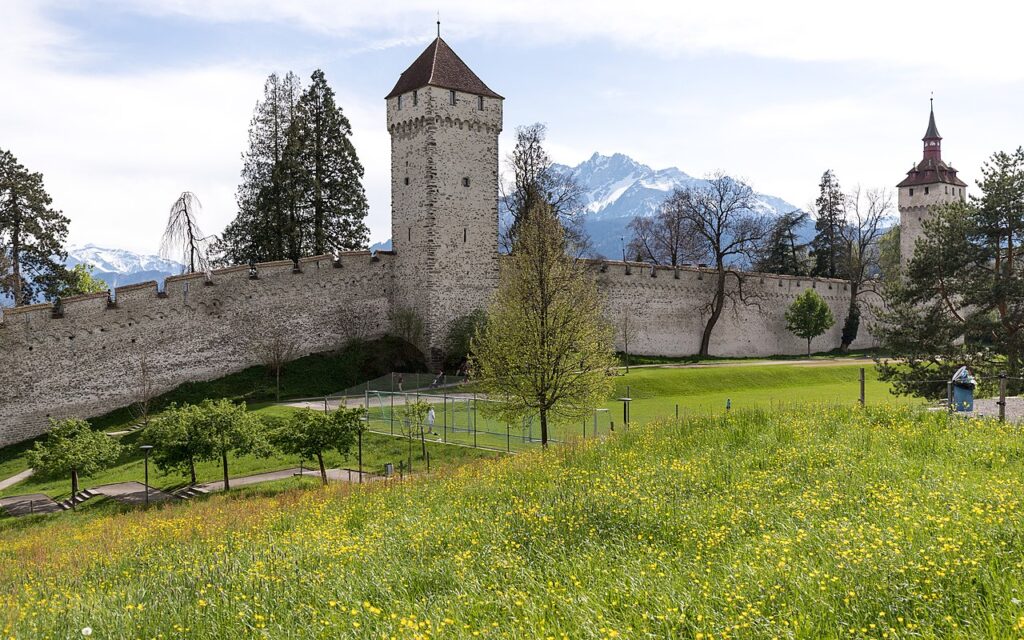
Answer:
[2,405,1023,638]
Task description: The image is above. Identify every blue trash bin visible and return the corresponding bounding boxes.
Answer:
[952,384,974,412]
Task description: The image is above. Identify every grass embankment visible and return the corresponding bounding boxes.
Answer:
[3,405,1023,638]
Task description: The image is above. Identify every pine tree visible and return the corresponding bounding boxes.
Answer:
[220,72,302,264]
[0,148,71,306]
[810,170,848,279]
[755,210,809,275]
[290,69,370,254]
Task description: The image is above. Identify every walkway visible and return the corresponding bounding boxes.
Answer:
[0,493,61,516]
[197,467,377,492]
[0,468,34,491]
[92,482,176,505]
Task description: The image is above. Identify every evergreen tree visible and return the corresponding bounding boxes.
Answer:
[220,72,302,264]
[0,148,71,306]
[875,148,1024,398]
[755,210,809,275]
[290,69,370,255]
[810,170,848,279]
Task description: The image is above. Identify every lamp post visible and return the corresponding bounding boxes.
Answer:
[617,385,632,430]
[139,445,154,506]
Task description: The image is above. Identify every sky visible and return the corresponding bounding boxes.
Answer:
[2,0,1023,255]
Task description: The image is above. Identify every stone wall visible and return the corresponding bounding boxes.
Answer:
[898,183,965,269]
[0,252,393,448]
[594,261,877,357]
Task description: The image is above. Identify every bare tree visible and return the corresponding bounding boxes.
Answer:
[615,302,646,372]
[246,325,298,401]
[675,173,771,357]
[128,350,158,427]
[500,123,587,255]
[161,192,214,274]
[839,186,893,351]
[627,192,705,266]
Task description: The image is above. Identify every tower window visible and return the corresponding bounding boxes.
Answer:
[397,95,402,110]
[925,187,930,195]
[413,90,418,106]
[449,89,457,105]
[404,177,409,186]
[464,228,467,243]
[408,228,411,241]
[945,186,948,194]
[462,177,470,187]
[909,188,914,196]
[478,95,484,110]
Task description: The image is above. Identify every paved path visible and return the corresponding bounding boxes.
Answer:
[970,397,1024,422]
[91,482,176,505]
[646,357,876,370]
[0,468,34,491]
[0,493,62,516]
[197,467,376,493]
[286,393,477,412]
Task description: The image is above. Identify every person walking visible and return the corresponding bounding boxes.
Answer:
[427,406,436,435]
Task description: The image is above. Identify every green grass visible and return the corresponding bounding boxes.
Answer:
[3,405,1024,638]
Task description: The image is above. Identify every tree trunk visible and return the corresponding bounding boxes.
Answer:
[807,337,812,357]
[276,367,281,402]
[540,408,549,448]
[189,457,197,485]
[317,452,327,485]
[222,449,230,491]
[700,269,727,357]
[71,468,79,501]
[420,422,427,459]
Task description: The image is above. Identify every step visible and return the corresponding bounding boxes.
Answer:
[58,489,99,510]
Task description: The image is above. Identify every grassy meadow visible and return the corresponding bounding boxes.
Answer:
[3,404,1024,638]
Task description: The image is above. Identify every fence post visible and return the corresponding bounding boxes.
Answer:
[324,396,328,413]
[859,367,866,406]
[443,392,448,443]
[426,451,431,474]
[999,374,1008,422]
[946,381,953,413]
[473,394,478,448]
[358,427,363,484]
[508,423,511,452]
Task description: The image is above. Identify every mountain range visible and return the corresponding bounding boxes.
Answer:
[4,153,803,300]
[551,153,803,258]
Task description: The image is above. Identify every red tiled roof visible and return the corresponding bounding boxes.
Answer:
[897,158,967,188]
[386,37,502,100]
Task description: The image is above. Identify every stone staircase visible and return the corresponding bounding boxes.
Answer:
[173,485,210,500]
[58,489,99,510]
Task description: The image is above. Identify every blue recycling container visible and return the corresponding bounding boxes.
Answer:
[952,385,974,412]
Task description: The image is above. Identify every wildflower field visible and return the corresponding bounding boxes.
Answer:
[4,405,1024,639]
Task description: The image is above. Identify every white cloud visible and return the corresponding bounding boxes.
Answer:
[106,0,1024,81]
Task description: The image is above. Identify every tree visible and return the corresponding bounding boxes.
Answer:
[129,350,158,429]
[392,307,425,349]
[615,303,646,373]
[875,148,1024,398]
[144,403,213,485]
[399,399,431,471]
[755,210,810,276]
[244,324,298,401]
[471,201,617,446]
[785,289,835,356]
[810,170,848,279]
[289,69,370,255]
[626,192,705,267]
[160,191,212,274]
[194,399,267,491]
[58,264,107,297]
[272,407,363,484]
[26,418,122,501]
[0,148,71,306]
[877,226,901,284]
[443,309,487,371]
[500,123,586,253]
[838,187,892,351]
[671,174,770,357]
[219,72,302,264]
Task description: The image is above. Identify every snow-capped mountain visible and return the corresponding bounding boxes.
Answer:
[548,153,803,258]
[66,244,184,289]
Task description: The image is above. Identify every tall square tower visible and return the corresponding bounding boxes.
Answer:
[386,37,503,363]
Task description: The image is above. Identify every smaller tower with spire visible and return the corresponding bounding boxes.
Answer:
[897,101,967,270]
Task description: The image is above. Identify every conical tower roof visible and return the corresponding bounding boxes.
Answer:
[386,37,502,99]
[923,102,941,140]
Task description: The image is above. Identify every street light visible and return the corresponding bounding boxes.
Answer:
[139,445,154,506]
[618,385,632,430]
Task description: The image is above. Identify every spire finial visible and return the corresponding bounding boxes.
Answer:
[930,91,934,112]
[437,12,441,38]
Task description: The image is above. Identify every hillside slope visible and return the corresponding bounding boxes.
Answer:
[2,406,1023,638]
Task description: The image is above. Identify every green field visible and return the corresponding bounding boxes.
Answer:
[2,405,1023,638]
[363,362,914,451]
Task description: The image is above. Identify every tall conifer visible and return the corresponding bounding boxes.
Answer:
[810,170,848,278]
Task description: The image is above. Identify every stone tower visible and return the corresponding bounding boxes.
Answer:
[386,37,503,364]
[897,101,967,269]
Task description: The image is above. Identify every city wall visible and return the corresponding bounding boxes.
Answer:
[0,252,393,447]
[594,261,877,357]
